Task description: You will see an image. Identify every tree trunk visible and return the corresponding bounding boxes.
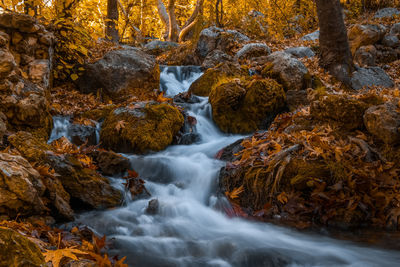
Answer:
[216,0,223,27]
[167,0,179,42]
[106,0,119,43]
[316,0,353,85]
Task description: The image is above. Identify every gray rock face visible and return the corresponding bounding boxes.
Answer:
[390,23,400,35]
[144,40,178,55]
[382,35,399,48]
[364,103,400,144]
[196,26,223,58]
[350,67,394,90]
[196,27,249,59]
[202,49,233,69]
[77,48,159,101]
[68,123,97,146]
[235,43,271,60]
[264,51,309,91]
[354,45,377,67]
[373,7,400,19]
[284,46,315,58]
[300,30,319,41]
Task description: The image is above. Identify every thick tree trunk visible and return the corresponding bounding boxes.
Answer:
[316,0,353,85]
[106,0,119,43]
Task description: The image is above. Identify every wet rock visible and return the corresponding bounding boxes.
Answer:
[216,138,244,162]
[348,24,386,54]
[235,43,271,61]
[144,40,178,55]
[91,150,130,176]
[0,48,16,79]
[300,30,319,41]
[101,102,184,153]
[350,67,394,90]
[173,92,202,104]
[28,59,50,88]
[0,152,46,217]
[373,7,400,19]
[363,102,400,144]
[209,78,285,134]
[382,35,399,48]
[68,123,97,146]
[46,152,122,210]
[65,260,97,267]
[0,227,45,267]
[174,113,200,145]
[77,48,160,101]
[284,46,315,58]
[311,94,370,130]
[354,45,377,67]
[261,51,309,91]
[189,62,247,96]
[146,199,159,215]
[201,49,233,69]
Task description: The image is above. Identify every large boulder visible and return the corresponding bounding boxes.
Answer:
[209,78,285,134]
[91,150,130,176]
[350,67,394,90]
[348,24,386,55]
[363,103,400,144]
[284,47,315,58]
[196,27,249,59]
[0,48,15,79]
[189,62,248,96]
[101,102,184,153]
[77,48,160,101]
[261,51,309,91]
[373,7,400,19]
[0,13,41,33]
[0,227,45,267]
[0,152,46,217]
[46,152,122,210]
[235,43,271,61]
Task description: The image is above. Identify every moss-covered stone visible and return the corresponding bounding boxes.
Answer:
[188,62,248,96]
[0,227,45,267]
[8,131,50,162]
[209,78,286,134]
[100,102,184,154]
[80,105,116,121]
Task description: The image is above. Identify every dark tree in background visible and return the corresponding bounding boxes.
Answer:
[106,0,119,42]
[316,0,354,85]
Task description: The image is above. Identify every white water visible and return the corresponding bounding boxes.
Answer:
[60,66,400,266]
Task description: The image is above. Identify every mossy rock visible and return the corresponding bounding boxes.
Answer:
[188,62,248,96]
[100,102,184,153]
[80,105,116,121]
[0,227,45,267]
[209,78,286,134]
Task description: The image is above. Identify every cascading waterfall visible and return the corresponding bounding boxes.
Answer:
[55,66,400,267]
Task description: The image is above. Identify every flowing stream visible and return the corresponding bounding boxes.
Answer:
[55,66,400,266]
